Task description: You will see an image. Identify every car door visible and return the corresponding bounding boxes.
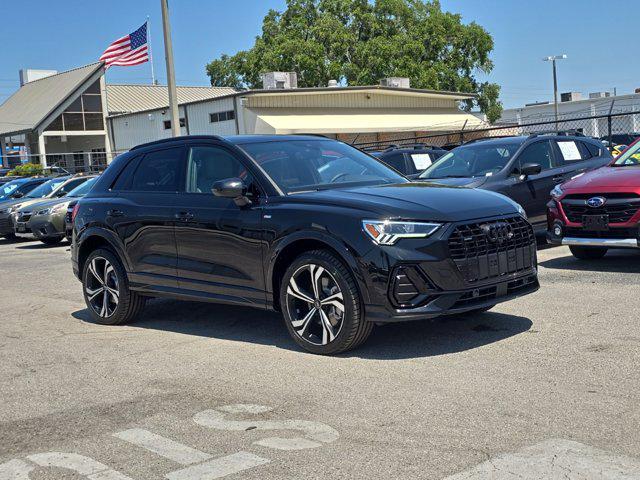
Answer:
[110,147,184,288]
[505,139,563,227]
[172,143,266,307]
[553,139,612,177]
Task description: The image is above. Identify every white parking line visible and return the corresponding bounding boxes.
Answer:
[26,452,133,480]
[0,459,33,480]
[165,452,270,480]
[443,439,640,479]
[114,428,213,465]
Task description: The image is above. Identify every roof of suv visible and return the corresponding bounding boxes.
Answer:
[130,134,327,151]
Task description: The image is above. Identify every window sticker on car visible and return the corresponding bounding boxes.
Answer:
[558,141,581,161]
[411,153,433,170]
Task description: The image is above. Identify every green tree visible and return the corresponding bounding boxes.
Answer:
[206,0,502,122]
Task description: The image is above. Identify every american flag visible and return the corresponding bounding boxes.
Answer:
[100,23,149,68]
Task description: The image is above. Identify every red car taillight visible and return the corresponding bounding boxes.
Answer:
[71,203,80,223]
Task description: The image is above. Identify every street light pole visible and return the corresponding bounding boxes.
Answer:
[161,0,180,137]
[543,54,567,133]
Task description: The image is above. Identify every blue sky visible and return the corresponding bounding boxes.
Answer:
[0,0,637,109]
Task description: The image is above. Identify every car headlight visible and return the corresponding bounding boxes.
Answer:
[516,203,527,219]
[36,208,52,216]
[362,220,441,245]
[550,184,564,199]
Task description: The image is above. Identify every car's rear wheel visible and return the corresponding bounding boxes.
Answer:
[2,233,16,240]
[280,250,373,355]
[82,248,145,325]
[569,245,608,260]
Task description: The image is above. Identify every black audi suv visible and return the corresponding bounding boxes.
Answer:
[72,135,539,354]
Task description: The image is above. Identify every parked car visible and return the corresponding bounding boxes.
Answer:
[20,176,98,245]
[418,134,612,232]
[11,175,92,238]
[600,133,640,148]
[0,177,48,203]
[370,144,448,177]
[72,135,539,354]
[0,176,19,186]
[547,138,640,259]
[611,144,628,157]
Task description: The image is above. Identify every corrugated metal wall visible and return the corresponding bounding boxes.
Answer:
[244,92,456,109]
[186,97,237,136]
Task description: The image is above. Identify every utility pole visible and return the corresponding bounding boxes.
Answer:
[543,54,567,133]
[160,0,180,137]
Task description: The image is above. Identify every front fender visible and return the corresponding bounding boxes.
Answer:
[266,228,372,305]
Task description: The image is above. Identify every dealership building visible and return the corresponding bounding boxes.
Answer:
[0,63,486,169]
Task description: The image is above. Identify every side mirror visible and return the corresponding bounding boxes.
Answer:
[212,177,252,207]
[515,163,542,180]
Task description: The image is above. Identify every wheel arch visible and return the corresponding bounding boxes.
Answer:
[268,232,369,311]
[77,228,130,277]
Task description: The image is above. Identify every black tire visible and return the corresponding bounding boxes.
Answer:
[280,249,373,355]
[569,245,608,260]
[40,236,63,246]
[82,248,145,325]
[2,233,16,240]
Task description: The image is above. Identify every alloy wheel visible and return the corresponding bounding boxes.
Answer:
[285,264,345,345]
[85,257,120,318]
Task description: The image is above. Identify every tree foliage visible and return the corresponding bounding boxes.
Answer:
[206,0,502,122]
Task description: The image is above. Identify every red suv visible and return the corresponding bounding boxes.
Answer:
[547,138,640,258]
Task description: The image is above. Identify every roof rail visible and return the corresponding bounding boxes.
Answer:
[130,135,224,151]
[463,135,518,145]
[528,130,586,138]
[380,143,441,152]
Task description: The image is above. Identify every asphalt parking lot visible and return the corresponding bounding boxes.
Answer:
[1,238,639,479]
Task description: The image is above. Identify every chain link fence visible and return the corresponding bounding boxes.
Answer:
[351,110,640,151]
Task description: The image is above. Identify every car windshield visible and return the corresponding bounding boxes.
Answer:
[0,180,24,199]
[67,177,97,197]
[612,140,640,166]
[419,140,525,179]
[238,139,406,193]
[25,178,67,198]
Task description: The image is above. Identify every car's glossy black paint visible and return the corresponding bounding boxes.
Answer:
[72,135,539,323]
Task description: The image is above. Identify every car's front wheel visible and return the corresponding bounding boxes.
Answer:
[280,250,373,355]
[569,245,608,260]
[82,248,146,325]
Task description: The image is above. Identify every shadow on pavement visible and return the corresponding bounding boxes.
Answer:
[15,241,68,250]
[540,249,640,273]
[73,298,532,360]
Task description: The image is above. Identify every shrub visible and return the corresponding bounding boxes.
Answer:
[7,163,43,177]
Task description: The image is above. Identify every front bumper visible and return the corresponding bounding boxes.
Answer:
[28,215,65,240]
[361,214,539,323]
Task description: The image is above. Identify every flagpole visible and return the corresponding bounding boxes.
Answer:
[160,0,180,137]
[146,16,157,85]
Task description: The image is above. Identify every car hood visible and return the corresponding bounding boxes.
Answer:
[418,176,488,188]
[0,197,51,212]
[25,197,71,212]
[562,166,640,189]
[288,182,519,222]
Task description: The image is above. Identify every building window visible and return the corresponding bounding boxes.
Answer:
[163,118,186,130]
[44,79,104,132]
[90,148,107,169]
[209,110,235,123]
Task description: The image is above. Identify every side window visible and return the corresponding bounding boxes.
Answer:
[185,146,255,195]
[410,153,433,171]
[130,148,183,192]
[584,142,603,158]
[517,140,555,171]
[556,140,586,164]
[381,152,407,173]
[57,178,85,195]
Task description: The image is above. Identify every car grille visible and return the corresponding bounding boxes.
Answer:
[452,275,538,309]
[17,211,32,222]
[447,216,536,284]
[561,194,640,224]
[564,226,639,239]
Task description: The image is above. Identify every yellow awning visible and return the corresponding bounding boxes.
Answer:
[247,108,486,134]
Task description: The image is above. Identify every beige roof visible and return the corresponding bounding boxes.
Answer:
[249,108,487,134]
[0,63,103,136]
[106,84,236,115]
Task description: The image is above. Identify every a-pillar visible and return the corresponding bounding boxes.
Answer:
[37,131,47,168]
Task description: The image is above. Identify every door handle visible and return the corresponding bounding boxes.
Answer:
[175,211,194,221]
[106,209,124,217]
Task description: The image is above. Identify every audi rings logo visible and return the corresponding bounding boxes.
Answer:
[480,221,514,244]
[587,196,606,208]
